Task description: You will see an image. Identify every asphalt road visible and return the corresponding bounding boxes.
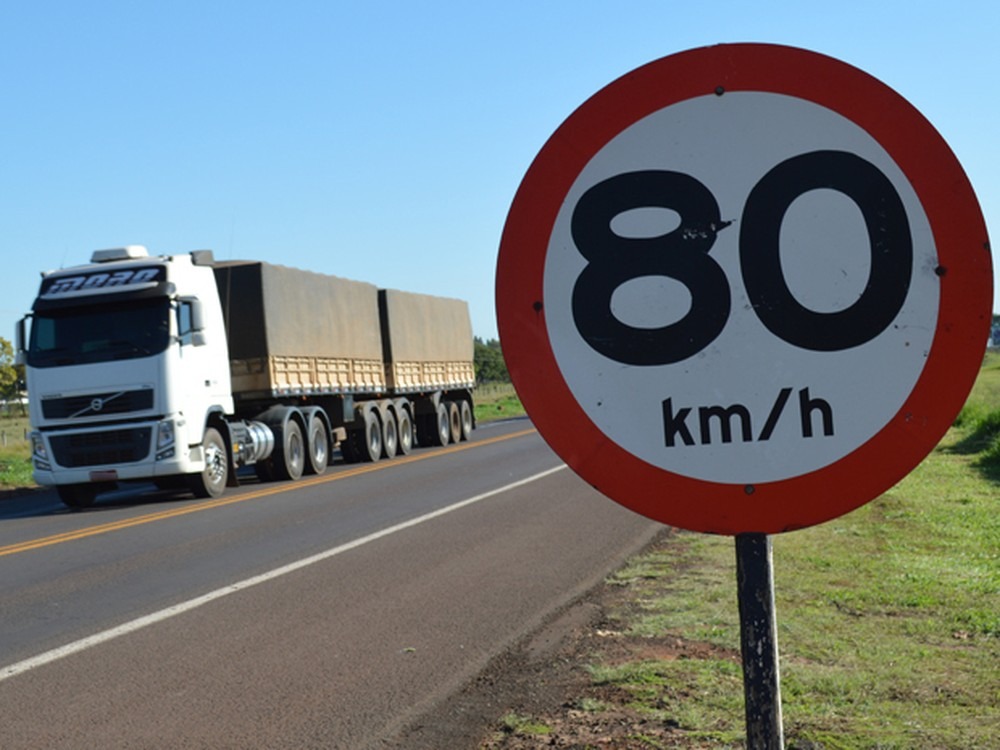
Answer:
[0,418,662,749]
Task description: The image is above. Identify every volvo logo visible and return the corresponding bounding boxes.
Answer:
[70,391,126,418]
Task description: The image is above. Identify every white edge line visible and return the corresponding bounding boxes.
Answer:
[1,464,567,683]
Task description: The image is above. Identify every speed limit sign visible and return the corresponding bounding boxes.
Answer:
[496,44,993,534]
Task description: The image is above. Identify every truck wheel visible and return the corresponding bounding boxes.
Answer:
[447,401,462,444]
[434,402,451,445]
[304,415,329,475]
[360,409,382,462]
[190,427,228,499]
[460,399,473,441]
[57,483,99,510]
[382,411,398,459]
[397,409,414,455]
[275,420,305,481]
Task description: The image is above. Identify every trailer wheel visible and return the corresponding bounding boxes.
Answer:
[190,427,228,499]
[382,410,398,459]
[434,402,451,446]
[460,399,473,441]
[356,408,382,462]
[304,415,329,475]
[275,420,305,481]
[447,401,462,444]
[397,409,414,455]
[57,483,99,510]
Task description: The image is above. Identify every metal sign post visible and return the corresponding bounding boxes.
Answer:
[736,534,784,750]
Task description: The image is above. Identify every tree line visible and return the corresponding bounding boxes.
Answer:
[0,337,26,413]
[474,337,509,383]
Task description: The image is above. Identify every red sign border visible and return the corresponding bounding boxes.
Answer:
[496,43,993,534]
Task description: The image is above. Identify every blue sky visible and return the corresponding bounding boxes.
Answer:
[1,1,997,345]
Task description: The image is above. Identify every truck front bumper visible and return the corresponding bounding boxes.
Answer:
[30,418,204,487]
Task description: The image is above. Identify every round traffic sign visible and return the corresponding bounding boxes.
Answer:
[496,44,992,534]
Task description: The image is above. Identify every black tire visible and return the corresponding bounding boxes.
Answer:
[274,419,305,481]
[435,402,451,446]
[459,399,473,441]
[447,401,462,444]
[57,483,99,510]
[304,415,329,476]
[381,411,398,459]
[189,427,228,498]
[361,409,382,462]
[397,409,414,455]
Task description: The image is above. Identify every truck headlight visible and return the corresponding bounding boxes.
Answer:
[30,433,51,471]
[156,420,176,460]
[30,432,47,460]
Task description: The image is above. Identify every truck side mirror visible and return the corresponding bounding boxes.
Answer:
[179,297,207,347]
[14,316,28,365]
[190,299,207,346]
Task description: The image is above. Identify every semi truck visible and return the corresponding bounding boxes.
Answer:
[16,246,476,509]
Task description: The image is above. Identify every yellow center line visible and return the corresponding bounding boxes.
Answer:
[0,427,538,558]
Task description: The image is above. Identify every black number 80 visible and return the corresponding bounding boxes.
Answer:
[570,150,913,365]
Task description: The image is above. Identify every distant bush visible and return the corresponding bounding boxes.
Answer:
[474,337,509,383]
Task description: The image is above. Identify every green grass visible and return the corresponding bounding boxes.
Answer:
[498,712,552,737]
[0,415,32,490]
[954,351,1000,472]
[474,382,526,423]
[584,351,1000,749]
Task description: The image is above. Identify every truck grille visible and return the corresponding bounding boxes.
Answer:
[49,428,152,468]
[42,388,154,419]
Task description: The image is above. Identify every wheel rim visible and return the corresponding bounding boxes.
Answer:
[398,413,413,453]
[288,429,304,474]
[448,402,461,442]
[461,400,473,439]
[204,434,227,491]
[310,421,328,469]
[383,415,397,457]
[437,405,450,444]
[366,413,382,459]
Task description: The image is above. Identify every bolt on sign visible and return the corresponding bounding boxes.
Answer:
[496,44,993,536]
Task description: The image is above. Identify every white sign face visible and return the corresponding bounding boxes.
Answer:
[543,92,939,484]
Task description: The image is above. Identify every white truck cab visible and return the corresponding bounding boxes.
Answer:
[20,246,234,507]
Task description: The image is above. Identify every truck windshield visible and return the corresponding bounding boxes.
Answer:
[28,297,171,368]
